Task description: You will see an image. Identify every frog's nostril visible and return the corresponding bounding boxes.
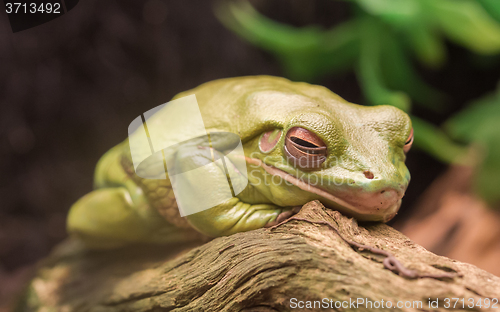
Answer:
[363,170,374,179]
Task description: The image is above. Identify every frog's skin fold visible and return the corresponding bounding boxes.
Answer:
[67,76,412,249]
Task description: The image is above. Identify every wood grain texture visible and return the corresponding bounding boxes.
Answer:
[17,201,500,312]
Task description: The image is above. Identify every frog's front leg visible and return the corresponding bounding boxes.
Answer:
[187,198,297,237]
[173,144,294,237]
[67,144,194,249]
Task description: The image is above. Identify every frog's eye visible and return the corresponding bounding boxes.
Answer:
[403,128,414,154]
[285,127,327,169]
[259,129,282,153]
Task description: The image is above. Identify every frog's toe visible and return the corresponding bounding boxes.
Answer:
[264,206,301,228]
[67,188,161,249]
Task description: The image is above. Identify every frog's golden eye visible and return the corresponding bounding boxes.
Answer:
[284,127,327,169]
[404,128,414,154]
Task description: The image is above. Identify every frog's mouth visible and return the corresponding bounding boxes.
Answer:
[245,157,401,222]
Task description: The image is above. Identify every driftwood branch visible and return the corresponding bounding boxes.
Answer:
[396,165,500,277]
[17,201,500,311]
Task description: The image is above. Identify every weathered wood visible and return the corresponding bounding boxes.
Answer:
[17,201,500,312]
[396,165,500,277]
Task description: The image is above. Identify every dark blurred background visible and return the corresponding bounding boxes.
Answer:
[1,0,499,308]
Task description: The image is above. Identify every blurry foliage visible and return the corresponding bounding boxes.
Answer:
[446,85,500,204]
[217,0,500,206]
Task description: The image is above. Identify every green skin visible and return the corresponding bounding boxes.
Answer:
[67,76,412,249]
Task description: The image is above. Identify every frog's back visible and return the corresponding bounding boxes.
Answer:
[168,76,349,142]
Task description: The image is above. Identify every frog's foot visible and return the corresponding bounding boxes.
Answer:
[67,188,175,249]
[264,206,301,228]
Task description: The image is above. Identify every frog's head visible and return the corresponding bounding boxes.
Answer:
[236,79,412,222]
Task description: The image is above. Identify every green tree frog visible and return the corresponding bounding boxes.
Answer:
[67,76,413,248]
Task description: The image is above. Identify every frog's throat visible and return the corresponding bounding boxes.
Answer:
[245,157,361,211]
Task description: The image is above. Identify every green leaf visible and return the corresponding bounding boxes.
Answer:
[216,1,318,53]
[353,0,420,25]
[425,0,500,54]
[445,90,500,142]
[379,30,444,111]
[215,1,359,80]
[477,0,500,23]
[411,116,468,164]
[445,86,500,205]
[356,17,411,111]
[474,131,500,205]
[405,23,447,68]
